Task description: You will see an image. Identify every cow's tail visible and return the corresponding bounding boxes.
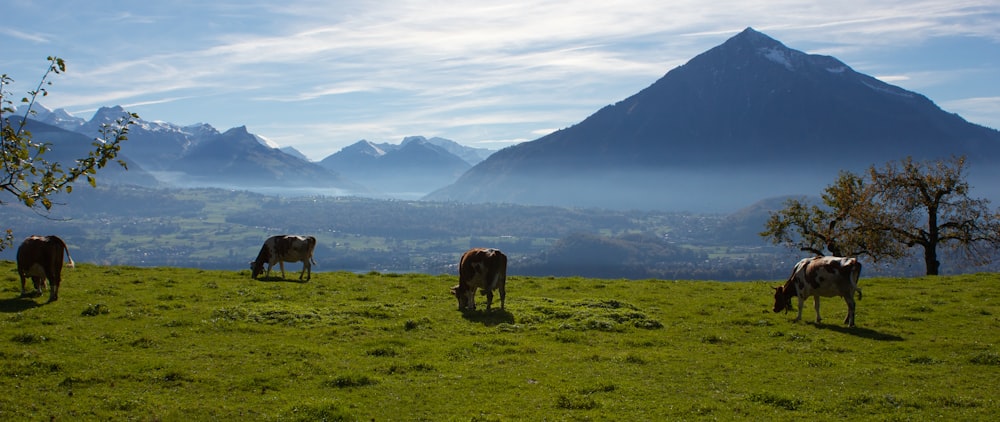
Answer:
[851,259,862,300]
[60,238,75,268]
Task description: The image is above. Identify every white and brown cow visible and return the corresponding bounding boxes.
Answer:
[250,235,317,281]
[451,248,507,311]
[773,256,863,327]
[16,235,75,302]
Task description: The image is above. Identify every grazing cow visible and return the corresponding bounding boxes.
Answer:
[451,248,507,311]
[250,235,317,280]
[773,256,863,327]
[16,235,75,302]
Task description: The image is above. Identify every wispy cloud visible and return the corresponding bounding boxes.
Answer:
[4,0,999,158]
[0,27,50,43]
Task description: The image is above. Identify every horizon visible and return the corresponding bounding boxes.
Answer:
[5,1,999,161]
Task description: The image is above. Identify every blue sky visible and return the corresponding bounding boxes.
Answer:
[4,1,999,160]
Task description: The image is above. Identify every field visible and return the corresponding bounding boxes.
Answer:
[1,262,998,420]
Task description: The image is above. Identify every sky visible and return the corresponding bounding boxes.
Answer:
[3,1,999,161]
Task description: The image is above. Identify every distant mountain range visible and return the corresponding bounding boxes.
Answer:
[318,136,488,198]
[17,105,493,197]
[16,27,1000,212]
[426,27,1000,212]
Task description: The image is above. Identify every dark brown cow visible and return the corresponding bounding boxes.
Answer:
[773,256,862,327]
[451,248,507,311]
[16,235,75,302]
[250,235,317,280]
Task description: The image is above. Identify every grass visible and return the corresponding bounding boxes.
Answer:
[1,261,998,420]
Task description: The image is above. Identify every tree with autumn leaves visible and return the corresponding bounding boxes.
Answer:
[762,156,1000,275]
[1,57,137,250]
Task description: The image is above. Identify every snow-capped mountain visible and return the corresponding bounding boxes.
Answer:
[13,104,85,131]
[17,106,362,193]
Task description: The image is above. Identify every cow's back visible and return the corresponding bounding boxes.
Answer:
[17,236,67,276]
[801,256,860,297]
[460,248,498,289]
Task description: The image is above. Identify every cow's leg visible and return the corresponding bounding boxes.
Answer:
[813,296,822,324]
[278,261,286,279]
[19,274,29,297]
[46,269,60,302]
[844,295,856,327]
[499,285,506,310]
[794,295,805,322]
[48,280,59,302]
[300,260,310,281]
[485,289,494,310]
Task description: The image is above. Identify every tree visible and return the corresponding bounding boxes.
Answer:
[1,56,137,251]
[761,156,1000,275]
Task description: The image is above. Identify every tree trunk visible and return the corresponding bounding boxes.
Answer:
[924,245,940,276]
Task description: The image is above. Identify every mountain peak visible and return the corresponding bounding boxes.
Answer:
[223,125,250,136]
[427,28,1000,212]
[730,27,782,48]
[401,136,428,146]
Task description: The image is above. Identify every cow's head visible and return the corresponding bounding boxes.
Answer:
[772,286,793,313]
[451,284,474,311]
[250,260,264,279]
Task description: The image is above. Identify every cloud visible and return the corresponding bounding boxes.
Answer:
[5,0,999,158]
[0,28,50,43]
[942,96,1000,129]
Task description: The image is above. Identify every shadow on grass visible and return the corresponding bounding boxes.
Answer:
[461,308,515,326]
[814,322,904,341]
[0,297,44,313]
[254,276,310,284]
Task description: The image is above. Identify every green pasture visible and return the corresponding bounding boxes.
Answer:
[1,262,997,420]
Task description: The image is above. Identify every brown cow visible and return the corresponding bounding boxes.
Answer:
[16,235,75,302]
[773,256,862,327]
[451,248,507,311]
[250,235,317,280]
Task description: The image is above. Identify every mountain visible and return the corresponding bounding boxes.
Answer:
[319,136,477,198]
[15,104,85,131]
[426,27,1000,212]
[166,126,362,191]
[413,136,494,165]
[26,106,362,194]
[280,146,309,161]
[78,106,211,171]
[8,117,159,187]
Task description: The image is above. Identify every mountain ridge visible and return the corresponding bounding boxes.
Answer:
[425,27,1000,211]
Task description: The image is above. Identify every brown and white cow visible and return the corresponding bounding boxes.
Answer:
[16,235,75,302]
[250,235,317,280]
[773,256,862,327]
[451,248,507,311]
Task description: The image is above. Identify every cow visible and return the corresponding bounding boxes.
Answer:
[773,256,863,327]
[451,248,507,311]
[250,235,317,281]
[16,235,75,302]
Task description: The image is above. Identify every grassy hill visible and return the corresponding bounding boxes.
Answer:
[1,262,998,420]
